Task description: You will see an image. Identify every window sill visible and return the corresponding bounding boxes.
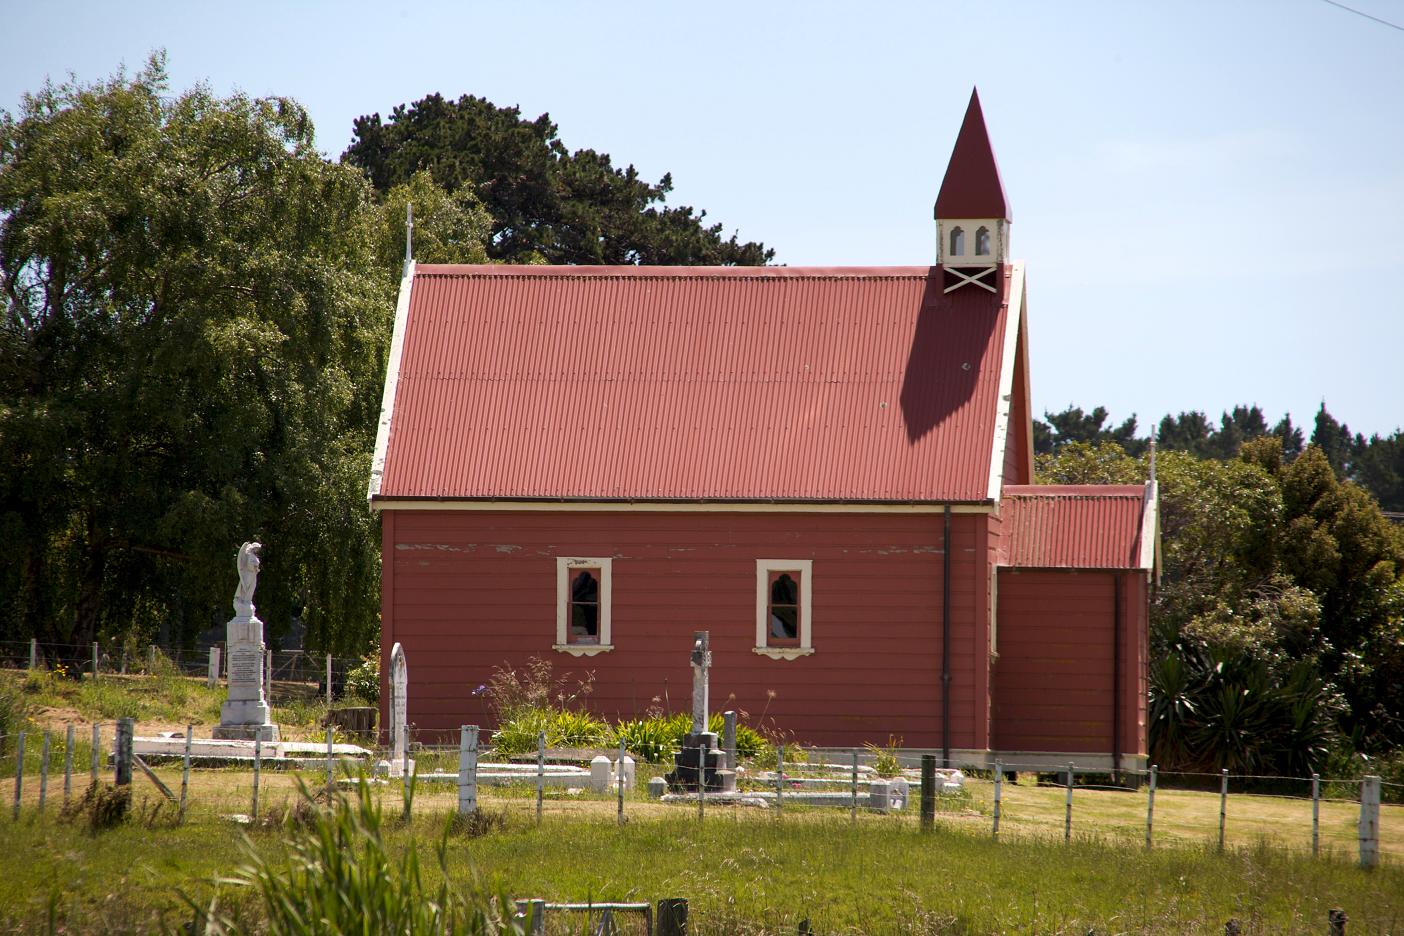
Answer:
[553,643,614,657]
[753,646,814,661]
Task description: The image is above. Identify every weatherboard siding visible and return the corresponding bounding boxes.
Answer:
[380,509,991,749]
[991,569,1147,756]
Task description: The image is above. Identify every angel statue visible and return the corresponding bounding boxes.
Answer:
[234,542,263,618]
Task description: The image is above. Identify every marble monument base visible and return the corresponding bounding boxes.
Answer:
[213,699,280,742]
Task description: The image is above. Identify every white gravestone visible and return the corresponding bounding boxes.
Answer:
[213,542,279,741]
[387,642,414,777]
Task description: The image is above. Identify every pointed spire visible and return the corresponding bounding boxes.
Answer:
[934,88,1011,222]
[403,202,414,278]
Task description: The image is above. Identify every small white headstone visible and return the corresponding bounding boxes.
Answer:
[589,755,612,792]
[388,643,412,778]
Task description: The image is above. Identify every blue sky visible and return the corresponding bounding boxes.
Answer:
[3,0,1401,438]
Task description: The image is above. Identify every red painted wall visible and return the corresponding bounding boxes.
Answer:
[380,509,993,749]
[991,568,1148,757]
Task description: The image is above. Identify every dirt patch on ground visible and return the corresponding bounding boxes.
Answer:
[29,704,208,737]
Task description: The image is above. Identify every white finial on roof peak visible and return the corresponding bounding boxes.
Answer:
[1148,439,1157,485]
[404,202,414,278]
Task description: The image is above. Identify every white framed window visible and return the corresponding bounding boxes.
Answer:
[554,557,613,657]
[754,559,814,660]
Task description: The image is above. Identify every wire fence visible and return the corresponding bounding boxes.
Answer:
[3,714,1395,876]
[0,639,367,701]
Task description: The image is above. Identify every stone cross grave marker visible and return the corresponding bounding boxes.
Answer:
[691,630,711,734]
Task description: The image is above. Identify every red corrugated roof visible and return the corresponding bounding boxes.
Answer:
[934,88,1011,222]
[999,485,1148,569]
[375,263,1014,502]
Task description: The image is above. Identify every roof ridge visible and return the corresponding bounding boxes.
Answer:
[413,264,941,280]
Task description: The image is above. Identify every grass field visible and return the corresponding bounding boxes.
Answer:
[1,762,1401,934]
[2,669,1403,933]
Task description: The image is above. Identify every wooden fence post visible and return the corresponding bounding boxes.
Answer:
[1218,768,1228,853]
[114,718,134,787]
[775,744,784,813]
[850,749,859,822]
[28,638,37,671]
[179,725,192,821]
[617,738,626,826]
[535,730,545,825]
[63,724,74,803]
[38,732,50,811]
[325,729,334,791]
[696,743,704,822]
[147,645,156,674]
[993,759,1002,840]
[919,755,935,832]
[90,724,100,787]
[1064,762,1074,844]
[207,647,220,689]
[1146,764,1157,850]
[458,725,478,815]
[526,899,546,936]
[1312,773,1320,857]
[656,898,688,936]
[722,711,737,771]
[91,642,99,680]
[326,654,333,706]
[251,738,262,820]
[1359,775,1380,869]
[12,732,24,820]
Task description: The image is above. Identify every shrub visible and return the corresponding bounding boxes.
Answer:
[490,709,550,756]
[549,709,610,748]
[345,645,380,703]
[615,712,767,763]
[864,736,904,777]
[615,718,679,763]
[0,677,29,757]
[484,656,593,721]
[489,707,613,754]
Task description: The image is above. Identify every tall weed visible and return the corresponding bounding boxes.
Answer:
[181,780,523,934]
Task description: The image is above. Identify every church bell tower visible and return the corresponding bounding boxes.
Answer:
[935,88,1011,293]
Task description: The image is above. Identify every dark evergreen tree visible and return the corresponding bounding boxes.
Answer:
[343,93,773,266]
[1353,432,1404,512]
[1035,405,1143,455]
[1311,402,1358,479]
[1272,413,1306,460]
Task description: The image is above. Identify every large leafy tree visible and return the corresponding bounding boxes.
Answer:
[343,93,773,266]
[0,55,401,654]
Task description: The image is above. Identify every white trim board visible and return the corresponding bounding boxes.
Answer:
[371,499,994,515]
[986,261,1026,503]
[367,262,415,502]
[1139,479,1160,581]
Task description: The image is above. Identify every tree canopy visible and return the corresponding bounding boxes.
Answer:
[343,93,773,266]
[0,55,430,654]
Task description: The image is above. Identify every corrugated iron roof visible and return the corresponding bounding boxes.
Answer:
[999,485,1149,569]
[376,263,1014,502]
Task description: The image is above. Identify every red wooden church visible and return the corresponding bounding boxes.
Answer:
[368,90,1158,771]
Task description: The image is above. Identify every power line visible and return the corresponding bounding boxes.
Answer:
[1318,0,1404,32]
